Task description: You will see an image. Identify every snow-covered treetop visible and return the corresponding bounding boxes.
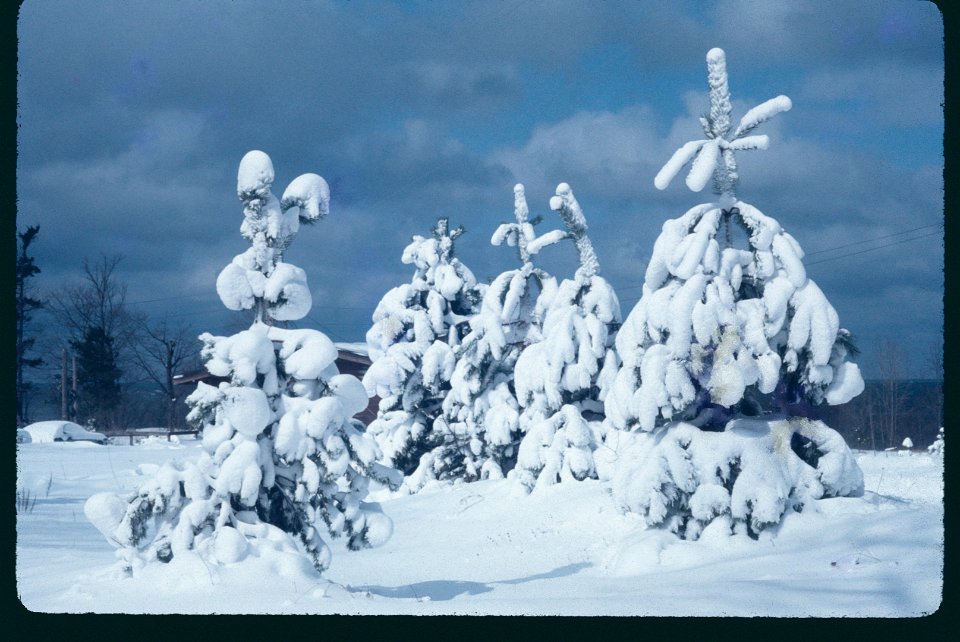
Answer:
[398,217,480,306]
[549,183,600,280]
[237,150,275,198]
[491,183,568,266]
[217,151,331,323]
[655,48,792,197]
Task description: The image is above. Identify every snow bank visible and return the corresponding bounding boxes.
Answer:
[17,442,943,615]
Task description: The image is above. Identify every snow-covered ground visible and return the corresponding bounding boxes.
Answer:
[16,437,942,616]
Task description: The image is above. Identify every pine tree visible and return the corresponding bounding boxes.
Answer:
[510,183,621,491]
[71,326,122,427]
[16,225,43,426]
[362,218,484,489]
[607,48,864,540]
[428,184,562,482]
[86,151,399,576]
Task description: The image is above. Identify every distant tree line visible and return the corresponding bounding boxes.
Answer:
[14,226,943,447]
[807,340,942,450]
[16,227,199,431]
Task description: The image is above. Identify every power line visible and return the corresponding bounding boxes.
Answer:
[126,292,209,305]
[804,223,942,257]
[805,230,940,266]
[306,313,351,343]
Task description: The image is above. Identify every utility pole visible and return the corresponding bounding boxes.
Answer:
[60,348,68,420]
[71,353,78,422]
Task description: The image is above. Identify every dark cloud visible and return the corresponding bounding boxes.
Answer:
[17,0,944,379]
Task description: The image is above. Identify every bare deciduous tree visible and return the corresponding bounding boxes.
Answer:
[130,318,199,430]
[48,254,136,430]
[926,339,943,429]
[865,337,908,448]
[50,255,135,345]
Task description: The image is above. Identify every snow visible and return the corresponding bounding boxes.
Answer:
[686,139,719,192]
[733,95,792,138]
[23,421,107,444]
[327,374,369,417]
[654,140,707,191]
[824,361,866,405]
[280,173,330,222]
[219,386,272,438]
[272,327,339,381]
[655,47,791,198]
[236,150,274,197]
[16,438,942,615]
[215,261,256,311]
[334,342,369,357]
[263,262,312,321]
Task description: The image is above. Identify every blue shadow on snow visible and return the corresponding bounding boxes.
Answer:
[352,561,591,602]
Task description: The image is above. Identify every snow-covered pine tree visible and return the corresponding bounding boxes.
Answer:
[606,48,865,540]
[510,183,621,491]
[427,184,562,482]
[85,151,399,576]
[362,217,485,489]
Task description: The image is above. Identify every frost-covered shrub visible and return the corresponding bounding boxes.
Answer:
[612,419,864,539]
[85,151,399,576]
[607,49,864,538]
[362,218,485,486]
[928,427,944,456]
[427,185,561,482]
[510,183,621,491]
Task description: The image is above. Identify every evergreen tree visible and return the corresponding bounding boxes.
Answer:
[607,48,864,540]
[362,218,485,489]
[510,183,621,491]
[71,326,122,427]
[16,225,43,426]
[86,151,399,576]
[428,184,562,482]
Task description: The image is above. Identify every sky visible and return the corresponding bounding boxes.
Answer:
[16,0,944,379]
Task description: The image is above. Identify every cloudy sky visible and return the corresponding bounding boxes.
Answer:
[17,0,943,378]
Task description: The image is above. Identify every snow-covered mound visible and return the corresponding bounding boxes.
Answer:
[23,421,106,444]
